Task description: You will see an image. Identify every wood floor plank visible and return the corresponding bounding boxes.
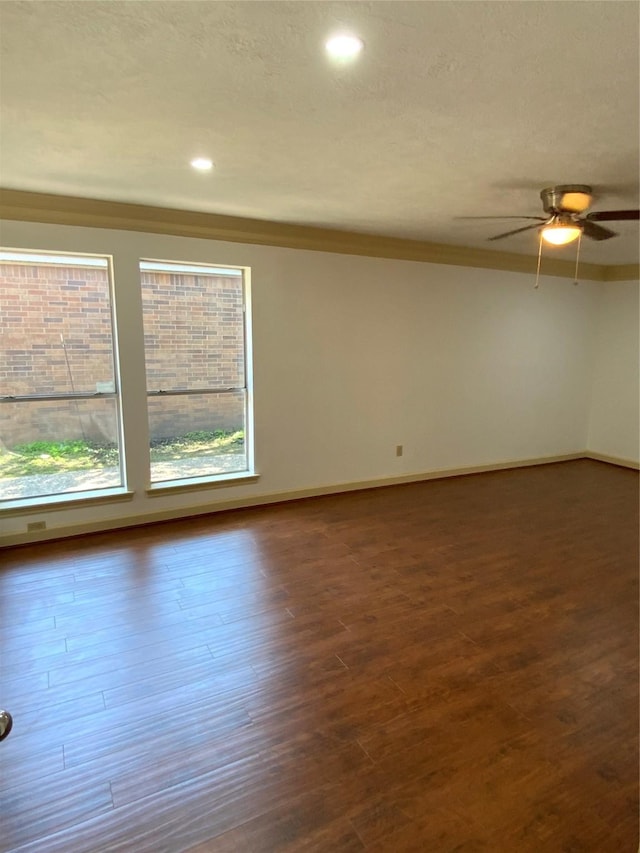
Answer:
[1,772,114,850]
[0,742,65,795]
[0,460,637,852]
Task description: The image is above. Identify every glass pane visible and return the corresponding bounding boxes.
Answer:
[1,255,116,396]
[0,398,122,501]
[147,392,246,484]
[141,265,244,391]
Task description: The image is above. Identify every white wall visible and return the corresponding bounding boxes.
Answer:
[1,220,601,543]
[587,280,640,463]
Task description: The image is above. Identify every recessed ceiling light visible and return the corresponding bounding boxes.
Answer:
[190,157,213,171]
[325,34,364,60]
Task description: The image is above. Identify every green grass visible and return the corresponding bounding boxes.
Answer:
[150,430,244,462]
[1,440,120,477]
[0,430,244,478]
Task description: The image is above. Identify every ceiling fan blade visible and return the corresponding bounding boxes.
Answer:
[586,209,640,222]
[581,219,618,241]
[487,223,543,241]
[455,215,547,221]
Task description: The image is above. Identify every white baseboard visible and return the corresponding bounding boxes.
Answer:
[1,451,631,548]
[584,451,639,470]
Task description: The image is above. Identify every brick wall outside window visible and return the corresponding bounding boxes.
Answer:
[0,263,246,449]
[141,268,245,440]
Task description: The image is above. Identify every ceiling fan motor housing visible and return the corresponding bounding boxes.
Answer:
[540,185,593,215]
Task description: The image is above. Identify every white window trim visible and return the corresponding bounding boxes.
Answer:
[140,257,255,489]
[0,248,127,508]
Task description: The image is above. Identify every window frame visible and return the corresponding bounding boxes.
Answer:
[0,248,127,508]
[139,257,255,490]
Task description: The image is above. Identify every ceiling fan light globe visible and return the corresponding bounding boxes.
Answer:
[541,224,582,245]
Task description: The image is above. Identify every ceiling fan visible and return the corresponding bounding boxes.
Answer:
[461,185,640,245]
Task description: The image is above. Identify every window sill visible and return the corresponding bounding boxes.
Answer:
[0,487,134,516]
[146,471,259,497]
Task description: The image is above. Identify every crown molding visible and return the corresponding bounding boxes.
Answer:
[1,188,631,282]
[601,263,640,282]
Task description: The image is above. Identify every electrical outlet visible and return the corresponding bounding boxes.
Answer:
[396,445,403,457]
[27,521,46,532]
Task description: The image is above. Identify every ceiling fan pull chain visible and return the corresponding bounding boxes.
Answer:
[573,232,582,286]
[534,231,544,289]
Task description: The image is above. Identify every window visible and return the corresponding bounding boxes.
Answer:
[140,259,252,486]
[0,251,124,503]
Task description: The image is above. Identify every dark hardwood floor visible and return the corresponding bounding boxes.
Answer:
[0,459,637,852]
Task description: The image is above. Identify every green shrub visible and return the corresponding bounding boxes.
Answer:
[182,430,224,443]
[13,439,90,458]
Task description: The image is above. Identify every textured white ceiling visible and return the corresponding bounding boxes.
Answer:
[1,1,638,263]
